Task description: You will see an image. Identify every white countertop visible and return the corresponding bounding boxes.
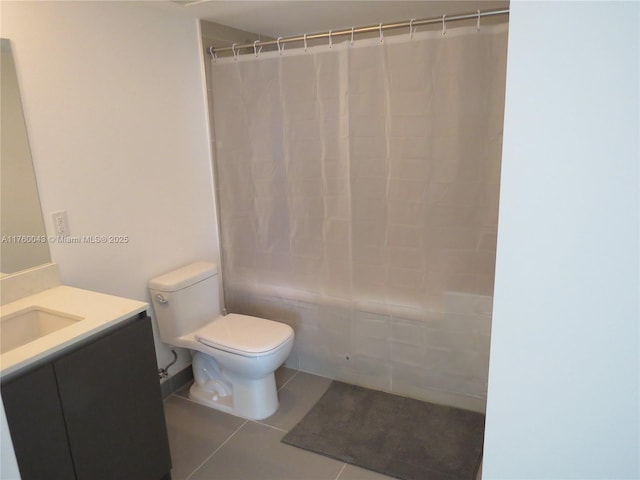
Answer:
[0,286,148,377]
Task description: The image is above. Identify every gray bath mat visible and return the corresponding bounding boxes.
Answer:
[281,381,484,480]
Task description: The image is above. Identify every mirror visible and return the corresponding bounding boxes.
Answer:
[1,38,51,276]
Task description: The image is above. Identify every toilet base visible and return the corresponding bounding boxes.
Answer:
[189,382,234,413]
[188,369,280,420]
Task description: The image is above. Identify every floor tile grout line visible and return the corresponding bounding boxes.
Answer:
[251,419,288,433]
[169,392,215,409]
[184,419,249,480]
[334,462,348,480]
[277,368,299,392]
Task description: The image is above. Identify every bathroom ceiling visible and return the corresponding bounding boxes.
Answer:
[155,0,509,38]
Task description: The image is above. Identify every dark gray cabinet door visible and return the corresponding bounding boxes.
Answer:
[2,363,76,480]
[54,317,171,480]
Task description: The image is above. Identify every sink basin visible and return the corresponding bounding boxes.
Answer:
[1,307,84,353]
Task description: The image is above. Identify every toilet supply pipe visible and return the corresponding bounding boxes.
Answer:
[158,349,178,379]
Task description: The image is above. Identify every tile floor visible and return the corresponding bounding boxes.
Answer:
[163,367,482,480]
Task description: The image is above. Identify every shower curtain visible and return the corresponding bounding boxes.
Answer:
[210,24,508,402]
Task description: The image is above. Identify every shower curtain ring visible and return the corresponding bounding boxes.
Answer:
[409,19,416,39]
[303,33,308,52]
[350,27,355,46]
[442,15,447,36]
[277,37,284,55]
[232,43,238,60]
[477,9,481,31]
[208,46,217,62]
[379,23,384,43]
[253,40,262,57]
[328,30,332,49]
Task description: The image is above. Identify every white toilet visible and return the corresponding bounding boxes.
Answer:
[149,261,294,420]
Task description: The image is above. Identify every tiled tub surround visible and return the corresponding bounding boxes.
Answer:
[165,367,484,480]
[225,290,492,412]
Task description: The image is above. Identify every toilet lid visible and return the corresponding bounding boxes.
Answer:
[194,314,293,356]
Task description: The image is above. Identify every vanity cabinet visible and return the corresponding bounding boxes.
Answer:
[1,314,172,480]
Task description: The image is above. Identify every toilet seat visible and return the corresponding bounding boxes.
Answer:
[194,314,293,358]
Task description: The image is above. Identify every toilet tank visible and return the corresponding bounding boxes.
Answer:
[148,262,221,344]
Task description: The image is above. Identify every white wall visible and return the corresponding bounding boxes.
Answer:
[1,1,218,375]
[483,2,639,478]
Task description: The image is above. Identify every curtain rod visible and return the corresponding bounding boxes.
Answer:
[208,8,509,57]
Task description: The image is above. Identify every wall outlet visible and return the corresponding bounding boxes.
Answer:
[51,210,70,236]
